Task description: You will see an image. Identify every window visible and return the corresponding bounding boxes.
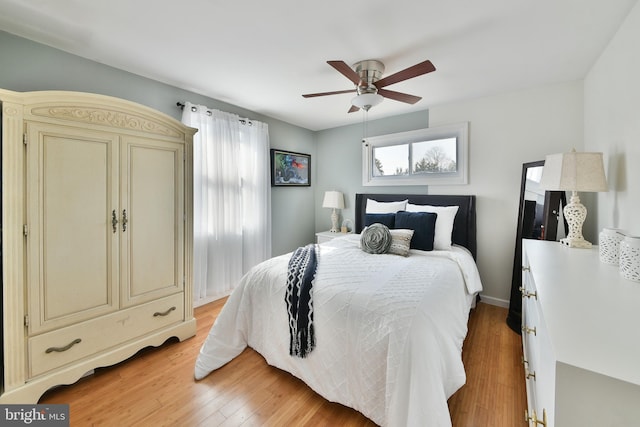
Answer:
[362,122,468,186]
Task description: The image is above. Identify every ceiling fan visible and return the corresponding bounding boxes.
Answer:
[302,59,436,113]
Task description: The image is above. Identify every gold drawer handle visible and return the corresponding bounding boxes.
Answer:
[153,306,176,317]
[45,338,82,353]
[519,287,538,300]
[525,409,547,426]
[522,326,537,336]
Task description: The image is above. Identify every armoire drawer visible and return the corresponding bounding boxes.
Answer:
[29,293,184,377]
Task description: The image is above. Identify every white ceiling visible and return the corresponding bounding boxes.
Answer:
[0,0,637,131]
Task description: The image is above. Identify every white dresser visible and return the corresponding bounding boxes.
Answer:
[1,89,197,403]
[521,239,640,426]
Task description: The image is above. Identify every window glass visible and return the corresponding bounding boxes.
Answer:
[412,138,457,174]
[362,123,468,186]
[373,144,409,176]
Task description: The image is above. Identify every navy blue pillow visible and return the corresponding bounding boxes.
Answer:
[364,213,396,228]
[394,211,437,251]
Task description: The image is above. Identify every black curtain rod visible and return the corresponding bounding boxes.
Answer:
[176,102,252,125]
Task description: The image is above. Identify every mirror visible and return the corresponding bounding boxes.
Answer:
[506,160,567,333]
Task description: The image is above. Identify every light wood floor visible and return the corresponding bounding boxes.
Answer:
[40,300,526,426]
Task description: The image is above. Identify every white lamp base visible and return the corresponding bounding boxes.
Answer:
[560,237,592,248]
[330,208,339,232]
[560,192,592,248]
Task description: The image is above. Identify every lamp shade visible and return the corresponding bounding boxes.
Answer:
[322,191,345,209]
[539,150,607,192]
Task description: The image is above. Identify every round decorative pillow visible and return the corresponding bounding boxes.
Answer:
[360,223,392,254]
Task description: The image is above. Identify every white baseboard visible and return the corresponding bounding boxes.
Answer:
[478,294,509,308]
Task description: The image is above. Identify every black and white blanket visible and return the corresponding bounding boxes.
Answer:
[284,244,318,357]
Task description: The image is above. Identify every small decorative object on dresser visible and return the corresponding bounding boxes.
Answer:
[619,235,640,282]
[598,227,626,265]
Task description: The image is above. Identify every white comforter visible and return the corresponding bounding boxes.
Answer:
[195,234,482,427]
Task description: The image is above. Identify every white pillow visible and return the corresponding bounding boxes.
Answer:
[365,199,408,214]
[406,203,459,250]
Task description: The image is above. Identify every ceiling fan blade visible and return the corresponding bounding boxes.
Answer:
[302,89,355,98]
[377,88,422,104]
[374,60,435,88]
[327,60,361,85]
[348,105,360,113]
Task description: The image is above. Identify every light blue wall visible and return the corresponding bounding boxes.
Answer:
[0,31,315,256]
[313,110,430,232]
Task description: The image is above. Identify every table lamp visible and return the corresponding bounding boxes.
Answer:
[538,149,607,248]
[322,191,345,232]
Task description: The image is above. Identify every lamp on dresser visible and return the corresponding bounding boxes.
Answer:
[322,191,345,232]
[538,148,607,248]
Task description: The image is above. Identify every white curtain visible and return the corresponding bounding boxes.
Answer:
[182,102,271,305]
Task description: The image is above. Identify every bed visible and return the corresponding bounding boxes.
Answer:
[195,193,481,426]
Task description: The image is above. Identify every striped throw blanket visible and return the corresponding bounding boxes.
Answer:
[285,244,318,357]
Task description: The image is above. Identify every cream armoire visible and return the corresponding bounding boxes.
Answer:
[0,89,197,403]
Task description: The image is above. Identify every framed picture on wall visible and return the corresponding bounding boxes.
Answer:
[270,149,311,186]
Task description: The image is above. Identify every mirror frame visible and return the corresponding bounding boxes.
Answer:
[506,160,567,333]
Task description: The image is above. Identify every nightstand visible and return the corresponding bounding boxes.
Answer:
[316,231,346,243]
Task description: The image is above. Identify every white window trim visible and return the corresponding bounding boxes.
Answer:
[362,122,469,186]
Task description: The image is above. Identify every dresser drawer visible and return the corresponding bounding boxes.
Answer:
[29,293,184,377]
[521,246,556,425]
[521,287,539,417]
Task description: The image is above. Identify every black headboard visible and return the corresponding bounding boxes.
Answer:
[355,193,477,259]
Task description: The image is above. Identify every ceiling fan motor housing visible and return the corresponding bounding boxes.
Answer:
[354,60,384,94]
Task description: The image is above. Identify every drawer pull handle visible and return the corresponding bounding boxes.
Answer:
[525,369,536,381]
[519,287,538,300]
[45,338,82,354]
[525,408,547,426]
[522,326,537,336]
[522,358,529,366]
[122,209,128,232]
[522,266,531,272]
[153,306,176,317]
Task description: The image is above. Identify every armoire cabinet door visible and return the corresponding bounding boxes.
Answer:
[26,122,120,335]
[120,136,184,308]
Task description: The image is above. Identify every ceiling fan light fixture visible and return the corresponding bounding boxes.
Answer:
[351,93,384,111]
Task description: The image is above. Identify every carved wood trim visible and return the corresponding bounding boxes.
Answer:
[1,101,27,391]
[30,106,183,138]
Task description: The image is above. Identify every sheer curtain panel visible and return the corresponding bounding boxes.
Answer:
[182,103,271,306]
